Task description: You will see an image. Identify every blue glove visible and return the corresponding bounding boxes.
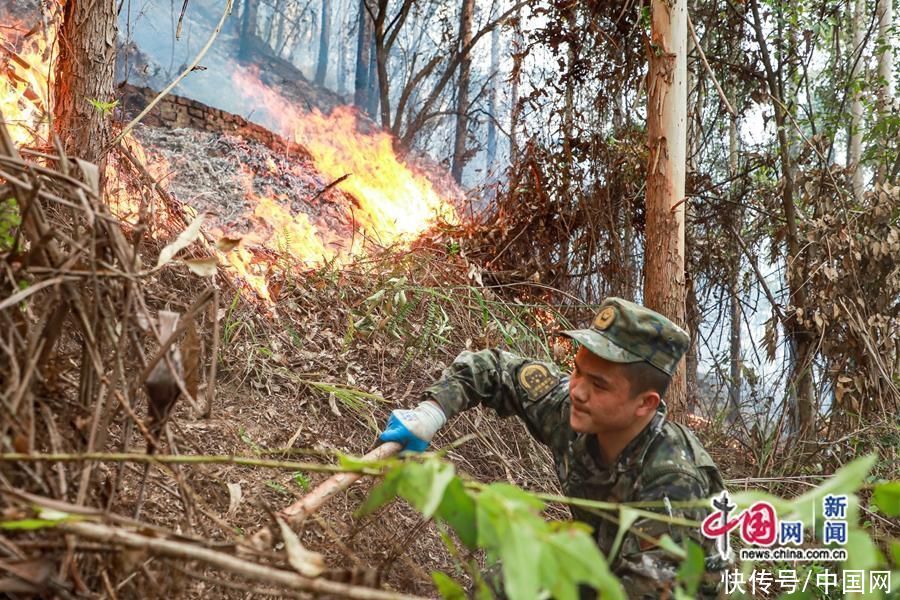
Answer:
[378,401,447,452]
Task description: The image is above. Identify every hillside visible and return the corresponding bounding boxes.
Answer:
[1,0,898,598]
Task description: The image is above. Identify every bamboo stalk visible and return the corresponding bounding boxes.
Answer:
[0,452,384,475]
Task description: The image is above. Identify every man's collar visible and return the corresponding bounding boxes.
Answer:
[588,401,668,471]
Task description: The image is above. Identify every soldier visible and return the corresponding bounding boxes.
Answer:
[378,297,725,598]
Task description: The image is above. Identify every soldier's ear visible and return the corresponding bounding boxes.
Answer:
[635,391,660,417]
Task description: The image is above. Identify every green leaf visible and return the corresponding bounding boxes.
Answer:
[731,454,876,527]
[608,506,640,561]
[476,486,544,600]
[436,477,478,549]
[845,528,881,572]
[891,541,900,566]
[655,534,687,560]
[676,539,706,596]
[356,467,403,517]
[0,518,64,530]
[544,527,625,600]
[87,98,119,115]
[872,481,900,517]
[291,471,311,491]
[398,459,456,518]
[265,480,290,495]
[432,571,466,600]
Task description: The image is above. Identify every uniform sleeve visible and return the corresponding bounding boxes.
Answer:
[423,349,569,448]
[613,470,719,599]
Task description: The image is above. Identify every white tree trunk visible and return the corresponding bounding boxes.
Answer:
[848,0,866,200]
[644,0,688,413]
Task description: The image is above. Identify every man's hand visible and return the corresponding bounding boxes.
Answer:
[378,401,446,452]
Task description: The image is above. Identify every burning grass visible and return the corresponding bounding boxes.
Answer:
[0,122,566,595]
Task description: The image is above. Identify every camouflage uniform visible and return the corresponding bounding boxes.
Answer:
[423,298,725,599]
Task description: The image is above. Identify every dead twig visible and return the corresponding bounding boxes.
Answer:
[60,520,426,600]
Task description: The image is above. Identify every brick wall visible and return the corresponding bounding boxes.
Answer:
[119,84,310,159]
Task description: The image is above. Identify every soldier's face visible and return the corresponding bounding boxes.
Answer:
[567,347,651,434]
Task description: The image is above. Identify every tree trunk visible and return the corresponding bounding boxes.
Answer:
[727,114,743,425]
[848,0,866,201]
[273,0,287,56]
[240,0,259,60]
[366,36,380,118]
[683,8,702,414]
[750,0,815,438]
[451,0,475,184]
[876,0,894,184]
[53,0,117,167]
[644,0,688,414]
[315,0,331,86]
[337,2,349,96]
[486,25,500,170]
[354,0,372,111]
[509,8,523,164]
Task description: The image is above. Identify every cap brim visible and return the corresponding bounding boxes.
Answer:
[560,329,645,364]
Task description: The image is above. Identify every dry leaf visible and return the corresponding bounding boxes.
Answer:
[275,517,325,577]
[328,393,342,417]
[216,236,242,252]
[75,158,100,195]
[185,257,218,277]
[157,213,206,267]
[226,483,243,518]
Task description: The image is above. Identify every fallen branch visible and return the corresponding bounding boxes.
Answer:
[59,520,424,600]
[280,442,402,524]
[311,173,351,202]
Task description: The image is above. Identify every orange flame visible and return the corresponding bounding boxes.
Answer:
[2,17,458,303]
[0,21,53,146]
[231,68,457,246]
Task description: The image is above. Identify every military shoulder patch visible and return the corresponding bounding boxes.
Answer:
[517,362,560,400]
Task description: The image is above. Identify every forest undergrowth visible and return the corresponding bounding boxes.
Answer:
[0,122,897,598]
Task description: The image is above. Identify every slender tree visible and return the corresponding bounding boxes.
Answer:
[683,4,702,413]
[451,0,475,183]
[239,0,259,60]
[561,5,578,195]
[749,0,815,437]
[315,0,331,86]
[848,0,866,201]
[53,0,117,166]
[367,36,379,118]
[354,0,373,111]
[875,0,894,183]
[486,25,500,170]
[643,0,688,413]
[727,112,743,425]
[509,7,523,164]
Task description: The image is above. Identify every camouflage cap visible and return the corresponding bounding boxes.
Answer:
[560,297,689,376]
